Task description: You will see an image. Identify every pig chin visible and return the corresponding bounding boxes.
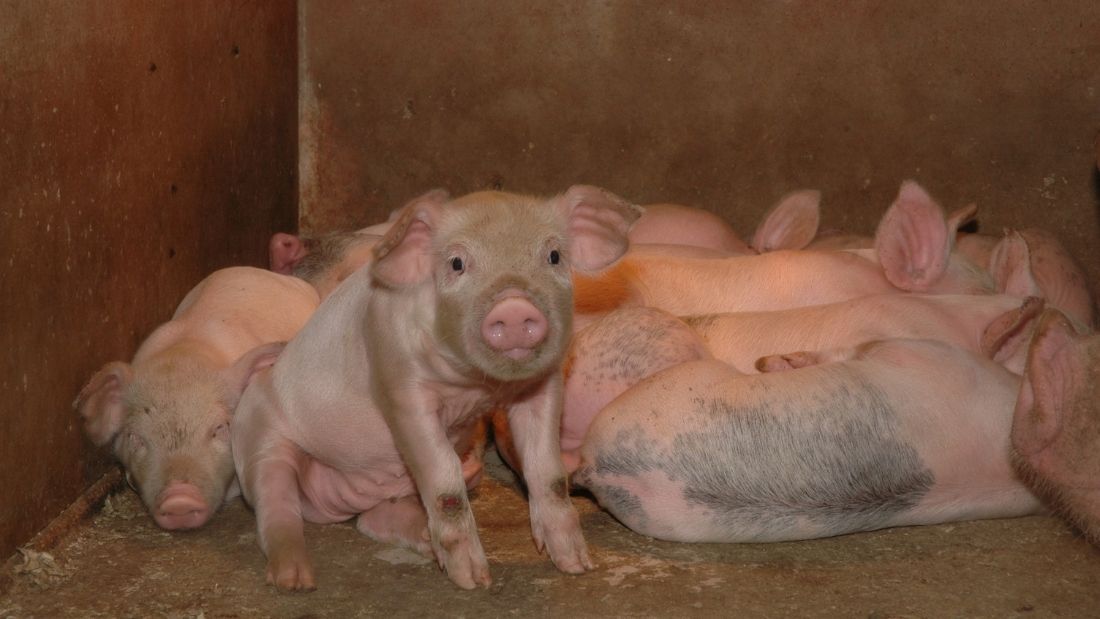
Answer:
[472,339,562,383]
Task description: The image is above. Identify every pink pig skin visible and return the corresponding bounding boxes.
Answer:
[628,203,753,255]
[1011,309,1100,545]
[73,267,319,530]
[573,338,1042,543]
[233,186,641,591]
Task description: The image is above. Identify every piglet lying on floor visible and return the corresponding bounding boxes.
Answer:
[74,267,319,529]
[233,185,641,591]
[574,336,1043,542]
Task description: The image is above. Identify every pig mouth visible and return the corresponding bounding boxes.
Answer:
[501,347,535,361]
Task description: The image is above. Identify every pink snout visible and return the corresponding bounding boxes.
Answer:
[481,294,548,359]
[154,482,211,530]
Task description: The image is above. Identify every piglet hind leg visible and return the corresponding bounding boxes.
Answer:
[507,376,593,574]
[356,496,433,557]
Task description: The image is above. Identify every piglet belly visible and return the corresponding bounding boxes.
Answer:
[298,455,416,524]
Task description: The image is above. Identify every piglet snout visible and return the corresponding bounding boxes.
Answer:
[481,291,548,359]
[154,482,211,530]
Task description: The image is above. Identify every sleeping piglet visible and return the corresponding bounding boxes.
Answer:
[232,185,641,591]
[73,267,319,529]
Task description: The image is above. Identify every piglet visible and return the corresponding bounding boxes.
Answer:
[1011,309,1100,544]
[73,267,319,529]
[233,185,640,591]
[574,337,1042,543]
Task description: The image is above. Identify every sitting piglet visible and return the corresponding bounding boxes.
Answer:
[73,267,320,529]
[232,185,641,591]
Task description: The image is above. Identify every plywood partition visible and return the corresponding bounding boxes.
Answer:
[299,1,1100,296]
[0,1,297,559]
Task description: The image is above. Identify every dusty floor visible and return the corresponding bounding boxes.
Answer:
[2,450,1098,619]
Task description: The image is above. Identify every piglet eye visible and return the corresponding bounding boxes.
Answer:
[548,250,561,265]
[451,257,464,272]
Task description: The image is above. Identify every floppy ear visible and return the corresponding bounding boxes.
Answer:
[551,185,644,273]
[370,189,450,287]
[220,342,287,411]
[874,180,952,292]
[1012,310,1083,458]
[73,362,133,447]
[751,189,821,252]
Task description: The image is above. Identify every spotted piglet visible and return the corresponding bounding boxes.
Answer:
[233,186,641,591]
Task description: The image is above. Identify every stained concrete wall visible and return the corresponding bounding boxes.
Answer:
[0,1,297,559]
[299,1,1100,296]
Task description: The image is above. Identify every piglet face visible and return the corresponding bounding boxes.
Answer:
[431,193,575,382]
[75,342,283,530]
[116,361,237,530]
[371,186,641,384]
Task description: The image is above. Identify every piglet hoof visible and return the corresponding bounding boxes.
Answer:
[545,530,593,574]
[436,536,492,590]
[533,503,594,574]
[265,550,316,592]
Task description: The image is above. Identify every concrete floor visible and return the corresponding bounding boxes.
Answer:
[2,450,1098,618]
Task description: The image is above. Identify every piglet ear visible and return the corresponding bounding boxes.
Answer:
[1012,310,1083,458]
[874,180,952,292]
[945,202,978,234]
[73,362,133,447]
[221,341,287,411]
[751,189,821,252]
[553,185,643,273]
[989,231,1043,299]
[268,233,309,275]
[370,189,450,288]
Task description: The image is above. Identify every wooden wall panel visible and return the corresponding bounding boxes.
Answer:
[0,0,297,559]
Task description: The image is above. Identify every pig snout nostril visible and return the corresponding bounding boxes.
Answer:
[481,297,549,358]
[153,483,211,530]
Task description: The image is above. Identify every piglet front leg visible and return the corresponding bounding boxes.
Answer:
[383,390,491,590]
[507,373,593,574]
